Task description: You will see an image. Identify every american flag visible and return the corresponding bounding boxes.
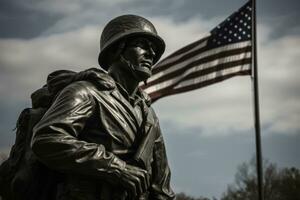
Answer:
[142,1,252,102]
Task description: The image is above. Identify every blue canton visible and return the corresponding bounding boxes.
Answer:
[208,1,252,48]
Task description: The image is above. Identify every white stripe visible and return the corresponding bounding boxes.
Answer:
[144,52,251,94]
[173,64,251,90]
[157,39,208,67]
[148,41,251,83]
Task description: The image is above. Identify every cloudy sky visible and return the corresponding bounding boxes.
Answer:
[0,0,300,198]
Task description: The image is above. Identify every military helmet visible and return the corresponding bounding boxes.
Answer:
[98,14,165,70]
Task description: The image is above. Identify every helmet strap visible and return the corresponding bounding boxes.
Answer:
[119,54,139,78]
[119,54,149,85]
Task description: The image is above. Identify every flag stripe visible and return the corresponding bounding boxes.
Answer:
[150,40,251,81]
[174,62,251,89]
[149,70,251,102]
[154,36,209,69]
[145,59,250,94]
[146,46,251,88]
[144,52,251,93]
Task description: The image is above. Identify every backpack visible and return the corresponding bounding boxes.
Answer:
[0,107,58,200]
[0,68,114,200]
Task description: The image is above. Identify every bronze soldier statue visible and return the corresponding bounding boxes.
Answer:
[31,15,175,200]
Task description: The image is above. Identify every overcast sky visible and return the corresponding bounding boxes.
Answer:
[0,0,300,198]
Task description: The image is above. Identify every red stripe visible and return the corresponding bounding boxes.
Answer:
[150,70,251,103]
[144,60,251,95]
[152,37,209,74]
[178,58,251,83]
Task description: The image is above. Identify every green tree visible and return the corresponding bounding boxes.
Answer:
[221,158,300,200]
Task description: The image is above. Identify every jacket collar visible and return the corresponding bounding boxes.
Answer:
[113,81,151,107]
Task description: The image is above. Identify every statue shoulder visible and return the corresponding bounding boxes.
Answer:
[52,68,116,102]
[77,67,116,91]
[57,67,116,95]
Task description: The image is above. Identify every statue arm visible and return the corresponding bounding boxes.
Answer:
[31,81,116,177]
[149,123,175,200]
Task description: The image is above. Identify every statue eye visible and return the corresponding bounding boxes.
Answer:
[127,38,156,53]
[128,41,143,48]
[134,39,147,48]
[139,42,149,50]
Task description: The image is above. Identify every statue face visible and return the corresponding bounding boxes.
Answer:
[122,37,157,81]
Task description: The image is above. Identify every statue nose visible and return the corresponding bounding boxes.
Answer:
[150,46,156,56]
[146,46,156,60]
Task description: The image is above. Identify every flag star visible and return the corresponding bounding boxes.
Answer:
[239,28,242,31]
[234,25,238,28]
[229,30,233,34]
[240,20,243,23]
[248,34,251,38]
[224,36,227,39]
[234,33,237,37]
[244,23,247,26]
[248,17,251,20]
[235,17,239,20]
[228,38,232,42]
[247,25,251,29]
[238,36,242,40]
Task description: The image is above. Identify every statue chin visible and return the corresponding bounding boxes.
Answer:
[134,67,152,82]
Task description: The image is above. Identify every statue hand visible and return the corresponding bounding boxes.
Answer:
[109,156,150,198]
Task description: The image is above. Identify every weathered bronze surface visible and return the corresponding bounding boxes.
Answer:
[31,15,175,200]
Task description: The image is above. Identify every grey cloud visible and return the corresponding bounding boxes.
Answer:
[127,0,300,22]
[0,25,100,91]
[260,0,300,17]
[257,34,300,133]
[0,0,62,39]
[261,12,300,40]
[0,0,135,38]
[2,0,300,39]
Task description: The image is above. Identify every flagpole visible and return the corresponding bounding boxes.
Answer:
[251,0,264,199]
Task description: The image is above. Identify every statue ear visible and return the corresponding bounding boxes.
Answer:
[108,41,127,64]
[105,41,126,67]
[116,40,126,58]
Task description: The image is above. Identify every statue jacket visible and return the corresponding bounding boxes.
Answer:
[31,68,175,200]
